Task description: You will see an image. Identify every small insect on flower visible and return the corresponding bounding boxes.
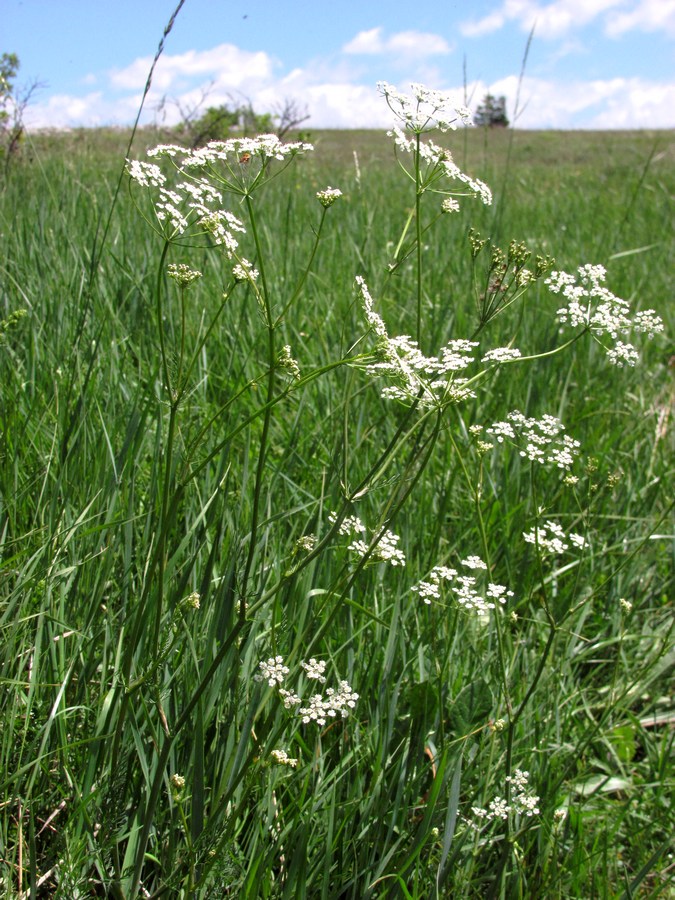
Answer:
[239,152,251,164]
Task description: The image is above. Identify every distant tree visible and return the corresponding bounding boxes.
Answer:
[1,53,41,177]
[474,93,509,128]
[272,97,311,140]
[156,84,310,148]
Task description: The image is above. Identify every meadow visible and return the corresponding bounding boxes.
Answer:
[0,104,673,898]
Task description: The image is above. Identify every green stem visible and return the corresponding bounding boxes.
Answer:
[415,132,423,344]
[239,192,275,614]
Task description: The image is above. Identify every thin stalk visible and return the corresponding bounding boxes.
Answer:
[415,132,423,344]
[238,192,275,613]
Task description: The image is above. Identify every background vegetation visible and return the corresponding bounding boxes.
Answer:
[0,121,673,897]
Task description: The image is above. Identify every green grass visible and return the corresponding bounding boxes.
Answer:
[0,120,673,898]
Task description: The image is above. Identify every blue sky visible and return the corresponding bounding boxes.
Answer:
[5,0,675,130]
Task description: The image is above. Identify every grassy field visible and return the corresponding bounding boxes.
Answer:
[0,114,673,898]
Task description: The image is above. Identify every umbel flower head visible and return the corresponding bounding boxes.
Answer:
[378,81,473,134]
[546,264,663,366]
[127,134,313,245]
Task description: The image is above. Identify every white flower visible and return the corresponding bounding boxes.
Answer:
[523,521,588,555]
[378,81,473,134]
[127,159,166,187]
[546,264,663,365]
[442,197,460,213]
[461,555,487,570]
[301,658,327,682]
[348,529,406,567]
[257,656,289,686]
[316,186,342,207]
[271,749,298,767]
[482,347,522,363]
[167,263,202,287]
[232,257,259,282]
[485,411,580,472]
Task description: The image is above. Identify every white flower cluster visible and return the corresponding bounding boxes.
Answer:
[481,347,522,363]
[472,769,540,822]
[298,681,360,727]
[329,510,406,566]
[378,81,473,134]
[271,748,298,767]
[386,126,492,207]
[546,264,663,366]
[356,276,478,408]
[167,263,202,287]
[257,656,359,729]
[147,135,313,166]
[348,529,406,567]
[328,512,367,535]
[316,186,343,208]
[256,656,290,686]
[411,556,514,614]
[485,411,580,471]
[523,520,587,555]
[232,257,259,283]
[128,135,312,248]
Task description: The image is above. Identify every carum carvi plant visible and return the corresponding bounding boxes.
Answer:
[120,82,664,896]
[3,82,664,898]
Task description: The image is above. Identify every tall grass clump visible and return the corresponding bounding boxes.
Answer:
[0,78,672,898]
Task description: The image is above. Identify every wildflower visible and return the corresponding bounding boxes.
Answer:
[126,159,166,187]
[485,410,580,472]
[482,347,522,363]
[257,656,290,686]
[348,529,406,567]
[316,186,342,208]
[554,807,568,823]
[523,520,587,555]
[183,591,200,610]
[546,264,663,366]
[232,257,259,282]
[411,562,513,613]
[301,658,327,682]
[278,688,301,708]
[356,277,481,408]
[472,769,540,823]
[294,534,317,553]
[619,598,633,613]
[461,555,488,570]
[442,197,460,213]
[277,345,301,380]
[329,512,367,536]
[170,774,186,797]
[271,749,299,767]
[378,81,473,134]
[167,263,202,287]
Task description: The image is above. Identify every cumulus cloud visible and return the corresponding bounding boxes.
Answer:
[343,27,451,57]
[605,0,675,36]
[21,34,675,132]
[459,0,674,40]
[468,73,675,128]
[109,43,277,92]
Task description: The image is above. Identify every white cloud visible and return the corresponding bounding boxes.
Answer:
[21,37,675,132]
[461,0,640,40]
[469,74,675,128]
[605,0,675,36]
[343,28,451,57]
[109,44,277,92]
[343,27,385,54]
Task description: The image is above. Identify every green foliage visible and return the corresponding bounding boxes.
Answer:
[180,101,276,147]
[474,93,509,128]
[0,52,19,127]
[0,115,672,900]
